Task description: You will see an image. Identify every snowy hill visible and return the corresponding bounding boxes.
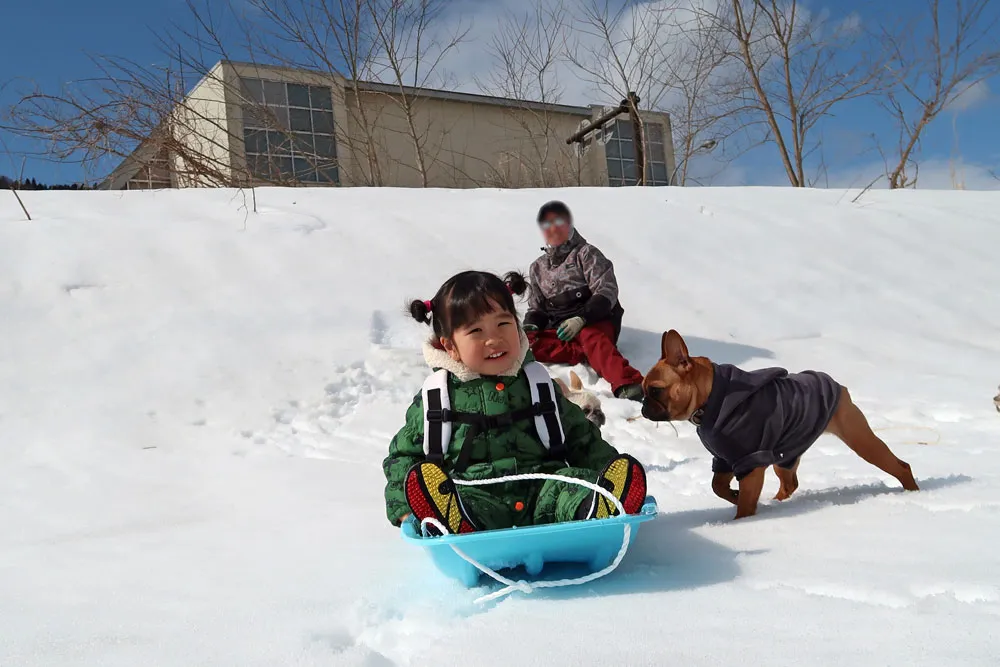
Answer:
[1,186,998,666]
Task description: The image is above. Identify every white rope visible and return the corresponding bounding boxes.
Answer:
[419,472,633,605]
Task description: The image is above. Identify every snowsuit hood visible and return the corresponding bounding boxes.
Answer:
[421,326,530,382]
[696,363,842,480]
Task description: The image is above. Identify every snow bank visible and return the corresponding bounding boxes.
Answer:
[1,186,998,666]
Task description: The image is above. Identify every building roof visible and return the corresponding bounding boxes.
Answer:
[96,135,163,190]
[353,80,593,117]
[221,60,594,117]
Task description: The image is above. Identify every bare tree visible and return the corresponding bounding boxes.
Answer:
[701,1,883,187]
[4,53,260,188]
[662,7,754,185]
[567,0,681,185]
[236,0,467,187]
[483,2,568,104]
[0,133,33,219]
[365,0,468,187]
[4,0,472,190]
[478,0,582,187]
[201,0,388,186]
[3,0,355,189]
[876,0,1000,189]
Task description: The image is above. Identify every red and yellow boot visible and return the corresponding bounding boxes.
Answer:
[582,454,648,520]
[405,462,476,536]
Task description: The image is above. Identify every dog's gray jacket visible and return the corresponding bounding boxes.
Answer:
[696,363,842,480]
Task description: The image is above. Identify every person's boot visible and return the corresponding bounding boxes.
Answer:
[614,383,644,402]
[576,454,648,520]
[405,462,477,536]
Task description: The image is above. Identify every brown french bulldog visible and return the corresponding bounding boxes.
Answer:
[641,330,919,519]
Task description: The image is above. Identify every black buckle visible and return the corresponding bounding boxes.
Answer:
[487,413,514,428]
[426,408,452,422]
[533,401,556,416]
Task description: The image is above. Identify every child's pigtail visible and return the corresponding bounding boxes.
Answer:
[503,271,528,297]
[408,299,433,325]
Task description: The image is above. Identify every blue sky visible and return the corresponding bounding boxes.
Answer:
[0,1,180,183]
[1,0,997,187]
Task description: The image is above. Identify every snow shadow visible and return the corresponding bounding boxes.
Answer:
[642,475,973,531]
[492,510,754,603]
[617,326,775,375]
[472,476,972,603]
[750,474,973,521]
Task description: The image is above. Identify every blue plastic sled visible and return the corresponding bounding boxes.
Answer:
[401,496,659,587]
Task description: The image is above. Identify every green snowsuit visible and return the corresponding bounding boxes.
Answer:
[383,332,621,530]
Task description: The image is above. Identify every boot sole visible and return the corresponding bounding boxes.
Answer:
[404,462,475,535]
[593,454,647,519]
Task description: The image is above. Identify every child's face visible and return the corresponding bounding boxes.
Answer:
[442,303,521,376]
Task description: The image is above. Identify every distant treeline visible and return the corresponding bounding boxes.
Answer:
[0,175,91,190]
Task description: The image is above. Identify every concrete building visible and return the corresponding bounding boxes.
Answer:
[102,60,676,190]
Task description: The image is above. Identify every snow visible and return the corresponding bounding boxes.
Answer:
[1,185,998,666]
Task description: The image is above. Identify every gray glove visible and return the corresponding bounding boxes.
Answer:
[556,316,586,342]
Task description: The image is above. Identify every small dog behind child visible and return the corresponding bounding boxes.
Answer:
[555,370,606,428]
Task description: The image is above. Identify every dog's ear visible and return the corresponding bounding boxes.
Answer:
[569,370,583,390]
[661,329,691,369]
[554,377,570,395]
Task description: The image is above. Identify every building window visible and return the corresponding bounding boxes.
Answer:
[127,151,172,189]
[240,78,339,185]
[604,120,670,186]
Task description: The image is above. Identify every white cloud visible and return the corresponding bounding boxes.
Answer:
[371,0,1000,190]
[906,158,1000,190]
[946,80,991,113]
[659,154,1000,190]
[404,0,726,108]
[823,157,1000,191]
[836,11,863,36]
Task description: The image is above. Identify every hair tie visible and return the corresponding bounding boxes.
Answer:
[423,299,433,312]
[506,284,515,295]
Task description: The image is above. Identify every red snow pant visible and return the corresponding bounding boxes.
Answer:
[527,320,644,393]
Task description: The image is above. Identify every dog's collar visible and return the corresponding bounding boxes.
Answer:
[689,409,705,426]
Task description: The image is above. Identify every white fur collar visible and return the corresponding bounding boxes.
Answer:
[422,327,530,382]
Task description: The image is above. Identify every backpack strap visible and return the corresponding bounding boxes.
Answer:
[522,361,566,459]
[420,363,568,469]
[421,369,452,464]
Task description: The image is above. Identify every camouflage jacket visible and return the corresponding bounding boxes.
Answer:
[524,230,624,335]
[381,328,619,526]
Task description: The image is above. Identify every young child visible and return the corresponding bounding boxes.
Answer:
[383,269,647,534]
